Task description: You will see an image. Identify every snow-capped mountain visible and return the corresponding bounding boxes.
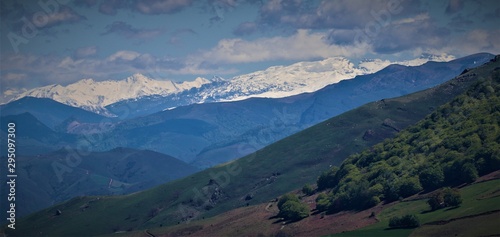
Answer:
[7,54,455,116]
[198,54,455,102]
[10,74,210,115]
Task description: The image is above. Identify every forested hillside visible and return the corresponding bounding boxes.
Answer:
[315,62,500,213]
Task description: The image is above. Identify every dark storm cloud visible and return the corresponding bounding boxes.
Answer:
[256,0,422,30]
[372,15,451,54]
[0,1,27,25]
[2,3,85,33]
[483,6,500,21]
[324,29,358,46]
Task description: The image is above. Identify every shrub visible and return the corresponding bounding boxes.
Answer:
[315,193,330,212]
[443,188,462,207]
[277,194,300,210]
[278,200,309,221]
[389,214,420,229]
[302,184,315,196]
[427,187,462,211]
[427,192,445,210]
[366,196,380,207]
[368,183,384,197]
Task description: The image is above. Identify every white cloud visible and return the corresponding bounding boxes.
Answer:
[74,46,98,58]
[106,50,142,62]
[393,13,430,24]
[191,29,371,65]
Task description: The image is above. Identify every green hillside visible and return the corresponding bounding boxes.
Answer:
[315,58,500,214]
[317,57,500,236]
[330,178,500,237]
[6,57,500,237]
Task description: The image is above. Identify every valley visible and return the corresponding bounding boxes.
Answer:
[1,54,492,167]
[4,55,499,236]
[2,1,499,236]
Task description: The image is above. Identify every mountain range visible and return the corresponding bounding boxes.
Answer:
[0,54,492,168]
[6,54,455,118]
[7,54,499,237]
[0,53,494,224]
[67,53,499,167]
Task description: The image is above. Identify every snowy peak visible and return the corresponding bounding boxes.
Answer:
[207,55,453,102]
[10,74,212,115]
[357,54,456,74]
[209,76,227,83]
[7,54,455,116]
[178,77,211,89]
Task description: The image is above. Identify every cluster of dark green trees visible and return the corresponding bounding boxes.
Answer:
[314,71,500,213]
[389,214,420,229]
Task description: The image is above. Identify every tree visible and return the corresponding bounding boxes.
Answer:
[315,193,330,212]
[460,162,478,183]
[427,192,445,211]
[302,184,314,196]
[383,182,400,202]
[389,214,420,228]
[419,166,445,191]
[427,187,462,211]
[278,200,309,221]
[475,147,500,175]
[317,166,339,190]
[277,194,300,210]
[398,177,422,198]
[443,188,462,207]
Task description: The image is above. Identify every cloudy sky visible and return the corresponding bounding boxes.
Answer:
[1,0,499,101]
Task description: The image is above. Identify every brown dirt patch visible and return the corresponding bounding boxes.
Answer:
[149,192,396,237]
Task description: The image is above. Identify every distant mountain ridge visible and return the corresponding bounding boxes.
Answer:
[0,147,198,218]
[1,53,492,167]
[7,75,211,116]
[9,54,499,237]
[98,53,493,166]
[0,97,111,130]
[7,54,455,117]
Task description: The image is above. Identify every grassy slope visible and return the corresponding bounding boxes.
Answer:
[330,178,500,237]
[6,59,499,237]
[103,173,500,237]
